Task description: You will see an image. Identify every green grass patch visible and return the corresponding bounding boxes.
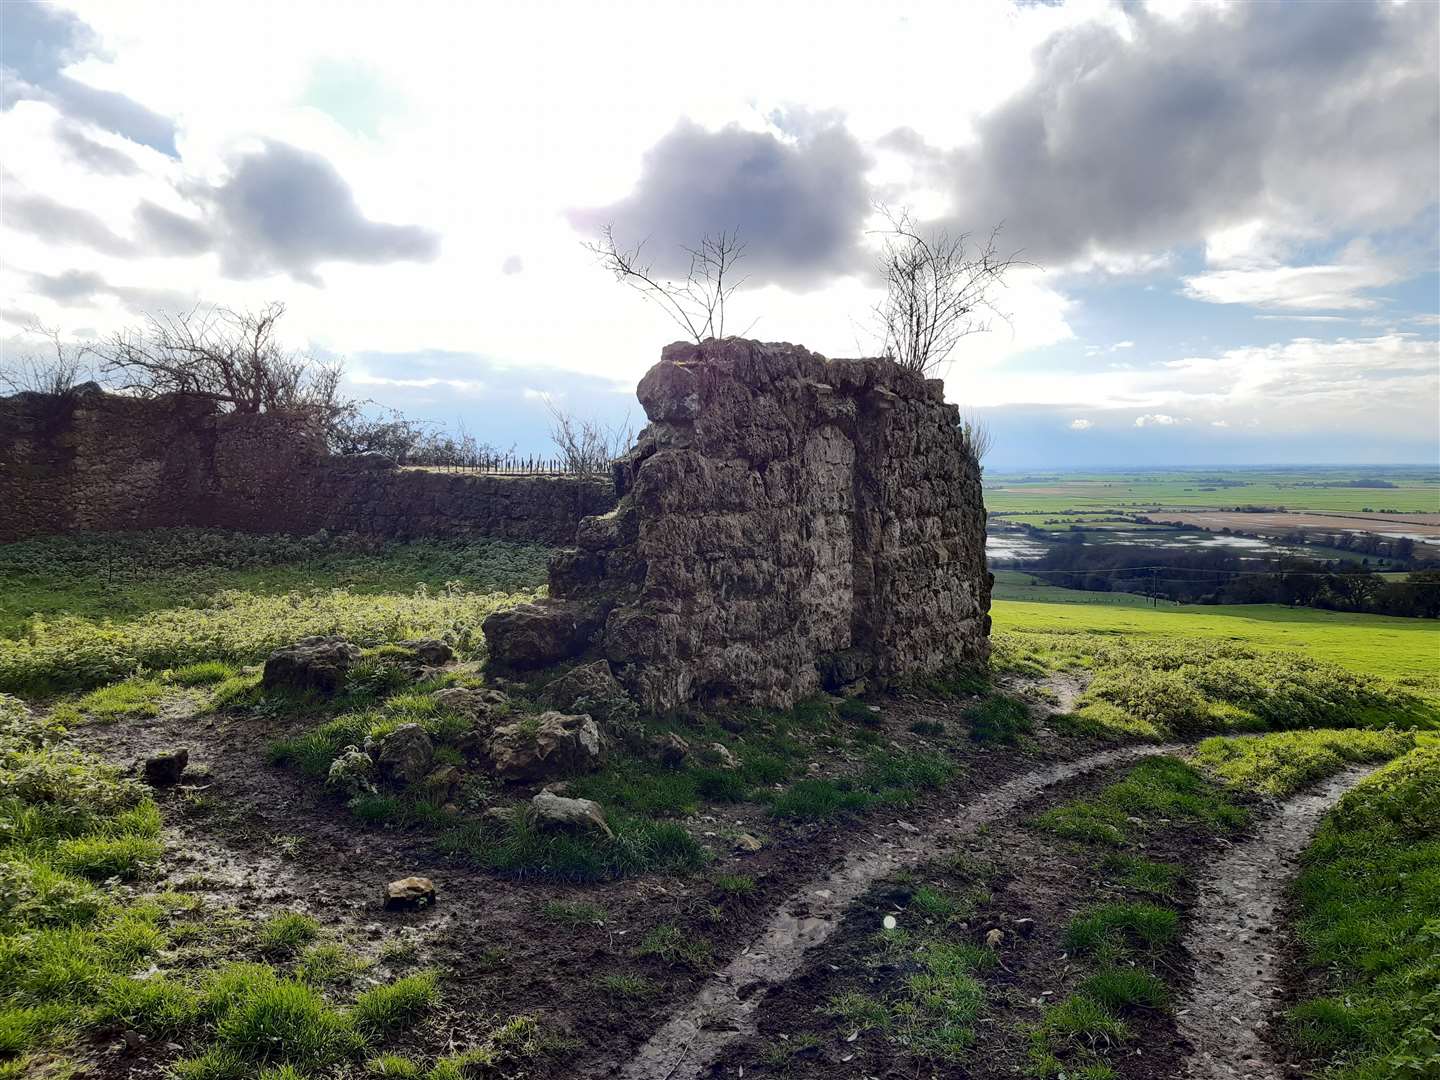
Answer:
[1033,756,1247,847]
[1064,902,1179,955]
[1284,745,1440,1079]
[635,924,712,970]
[1191,728,1414,796]
[258,913,321,957]
[769,750,956,822]
[966,695,1033,744]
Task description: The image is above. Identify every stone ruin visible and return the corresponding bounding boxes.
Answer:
[483,338,992,712]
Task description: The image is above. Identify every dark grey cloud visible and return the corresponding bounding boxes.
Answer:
[27,268,195,314]
[568,119,871,289]
[54,120,139,175]
[927,0,1439,266]
[1,2,178,155]
[188,141,441,285]
[6,192,135,256]
[134,200,212,256]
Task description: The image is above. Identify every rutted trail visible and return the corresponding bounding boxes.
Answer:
[619,742,1182,1080]
[1177,767,1373,1080]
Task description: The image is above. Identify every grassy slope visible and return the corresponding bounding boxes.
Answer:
[993,597,1439,703]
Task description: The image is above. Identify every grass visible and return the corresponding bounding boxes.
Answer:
[984,467,1440,514]
[595,973,660,999]
[539,900,607,926]
[1285,746,1440,1079]
[768,750,956,822]
[994,600,1440,713]
[0,694,441,1076]
[635,924,712,970]
[1191,728,1414,796]
[1033,756,1248,847]
[258,913,322,957]
[0,529,552,639]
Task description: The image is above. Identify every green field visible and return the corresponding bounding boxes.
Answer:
[993,595,1440,703]
[984,467,1440,514]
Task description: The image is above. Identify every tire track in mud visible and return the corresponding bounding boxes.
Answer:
[1177,766,1373,1080]
[619,742,1183,1080]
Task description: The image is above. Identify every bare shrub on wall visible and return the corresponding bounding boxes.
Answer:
[872,207,1017,375]
[587,225,749,343]
[543,395,634,477]
[93,303,344,425]
[0,323,91,396]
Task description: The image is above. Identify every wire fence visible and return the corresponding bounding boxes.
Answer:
[404,453,611,476]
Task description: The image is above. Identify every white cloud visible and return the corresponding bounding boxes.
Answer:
[1210,419,1230,428]
[1134,413,1188,427]
[1069,418,1093,430]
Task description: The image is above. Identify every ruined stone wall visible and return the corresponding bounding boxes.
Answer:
[0,385,615,546]
[485,339,992,711]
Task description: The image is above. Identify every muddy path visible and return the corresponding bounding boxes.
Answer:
[1176,767,1373,1080]
[62,689,1139,1078]
[619,742,1180,1080]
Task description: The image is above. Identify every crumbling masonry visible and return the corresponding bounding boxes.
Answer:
[483,338,992,711]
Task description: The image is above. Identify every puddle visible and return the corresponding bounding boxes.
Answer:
[1177,767,1372,1080]
[620,742,1181,1080]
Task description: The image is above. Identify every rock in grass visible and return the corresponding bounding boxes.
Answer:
[142,748,188,786]
[262,636,362,695]
[488,711,601,779]
[733,833,763,853]
[400,638,454,666]
[376,724,434,786]
[431,687,510,724]
[530,790,614,839]
[650,732,691,768]
[384,876,436,911]
[541,660,634,722]
[707,742,739,770]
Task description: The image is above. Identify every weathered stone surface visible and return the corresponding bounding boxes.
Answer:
[0,389,615,545]
[650,732,691,768]
[541,660,633,721]
[401,639,454,666]
[487,711,602,778]
[483,338,991,711]
[262,637,362,695]
[529,790,614,839]
[431,687,510,723]
[376,724,434,785]
[706,742,739,770]
[384,876,436,911]
[481,602,605,670]
[143,748,188,786]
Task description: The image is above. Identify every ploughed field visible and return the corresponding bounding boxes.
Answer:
[1,529,1436,1080]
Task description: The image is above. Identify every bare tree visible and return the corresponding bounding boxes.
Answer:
[0,322,91,396]
[871,206,1017,375]
[543,395,634,477]
[586,225,749,343]
[93,303,344,426]
[959,411,994,465]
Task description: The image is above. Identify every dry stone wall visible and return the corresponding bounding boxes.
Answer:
[0,384,614,545]
[484,338,992,711]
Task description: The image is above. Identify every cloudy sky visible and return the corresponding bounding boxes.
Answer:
[3,0,1437,468]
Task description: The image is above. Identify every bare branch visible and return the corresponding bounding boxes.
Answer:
[542,395,634,477]
[0,322,92,396]
[869,205,1022,375]
[585,225,748,344]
